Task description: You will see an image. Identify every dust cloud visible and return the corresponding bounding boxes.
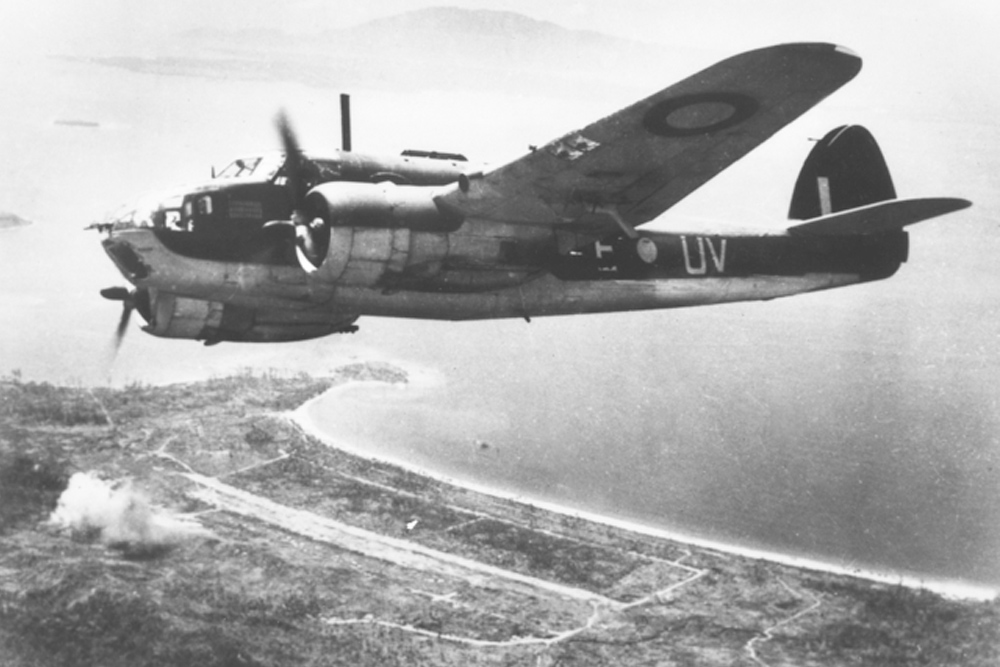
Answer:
[48,472,211,555]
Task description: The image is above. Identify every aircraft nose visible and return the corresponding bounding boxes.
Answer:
[97,189,185,235]
[101,198,158,234]
[101,235,151,280]
[94,193,170,280]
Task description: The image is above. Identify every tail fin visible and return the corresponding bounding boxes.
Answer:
[788,125,896,220]
[787,124,971,236]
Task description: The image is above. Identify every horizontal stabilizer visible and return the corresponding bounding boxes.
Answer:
[787,197,971,236]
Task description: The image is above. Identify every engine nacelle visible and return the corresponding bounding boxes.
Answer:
[306,181,462,232]
[143,291,357,342]
[299,182,533,292]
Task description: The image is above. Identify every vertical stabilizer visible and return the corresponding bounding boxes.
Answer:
[789,125,896,220]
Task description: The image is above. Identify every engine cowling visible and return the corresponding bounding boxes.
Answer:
[142,290,357,342]
[291,181,458,286]
[298,181,536,292]
[306,181,462,232]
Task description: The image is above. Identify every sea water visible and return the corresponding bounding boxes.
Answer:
[303,280,1000,591]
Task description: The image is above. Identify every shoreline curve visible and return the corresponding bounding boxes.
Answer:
[294,380,998,602]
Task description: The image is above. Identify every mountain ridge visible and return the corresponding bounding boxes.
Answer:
[181,6,656,53]
[170,5,680,93]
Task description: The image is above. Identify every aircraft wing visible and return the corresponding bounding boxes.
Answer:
[436,43,862,234]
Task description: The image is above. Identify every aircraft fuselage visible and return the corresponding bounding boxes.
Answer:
[101,217,907,342]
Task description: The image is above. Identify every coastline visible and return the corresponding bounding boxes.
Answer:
[2,368,996,666]
[295,380,998,602]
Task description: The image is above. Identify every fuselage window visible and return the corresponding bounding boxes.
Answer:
[197,196,213,215]
[164,210,185,230]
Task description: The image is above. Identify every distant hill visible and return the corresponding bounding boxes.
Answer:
[0,212,30,229]
[312,7,655,69]
[143,7,682,95]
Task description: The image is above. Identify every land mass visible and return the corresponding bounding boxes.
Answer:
[72,7,677,96]
[0,212,31,229]
[1,365,997,666]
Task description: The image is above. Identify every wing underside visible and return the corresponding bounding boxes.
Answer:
[437,43,862,233]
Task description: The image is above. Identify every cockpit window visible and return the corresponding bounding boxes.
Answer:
[217,157,260,178]
[106,192,175,230]
[215,154,284,181]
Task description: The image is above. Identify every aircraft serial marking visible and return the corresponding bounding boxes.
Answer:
[681,236,728,275]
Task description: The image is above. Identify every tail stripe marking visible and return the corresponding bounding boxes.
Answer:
[817,177,832,216]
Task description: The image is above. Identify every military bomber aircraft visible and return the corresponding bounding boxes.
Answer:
[95,43,971,346]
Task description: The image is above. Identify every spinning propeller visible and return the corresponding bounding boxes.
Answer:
[268,105,346,270]
[276,110,309,215]
[267,112,320,266]
[275,93,350,222]
[100,287,149,355]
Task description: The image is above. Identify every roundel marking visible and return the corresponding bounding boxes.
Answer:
[636,237,658,264]
[642,92,759,137]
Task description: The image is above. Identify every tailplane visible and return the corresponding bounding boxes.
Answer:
[788,197,971,236]
[788,125,896,220]
[787,124,970,236]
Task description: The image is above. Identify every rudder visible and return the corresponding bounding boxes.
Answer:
[788,125,896,220]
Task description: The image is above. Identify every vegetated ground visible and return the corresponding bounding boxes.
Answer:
[0,365,997,666]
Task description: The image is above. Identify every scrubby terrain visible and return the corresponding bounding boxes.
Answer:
[1,366,997,666]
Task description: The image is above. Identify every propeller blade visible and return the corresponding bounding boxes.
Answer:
[102,286,136,355]
[113,302,133,352]
[273,110,327,271]
[276,110,305,210]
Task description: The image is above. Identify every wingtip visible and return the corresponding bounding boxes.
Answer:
[771,42,862,71]
[834,44,861,59]
[778,42,863,80]
[780,42,860,56]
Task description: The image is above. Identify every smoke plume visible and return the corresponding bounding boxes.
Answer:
[49,472,211,556]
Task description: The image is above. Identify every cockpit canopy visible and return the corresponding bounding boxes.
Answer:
[214,153,286,182]
[104,152,292,232]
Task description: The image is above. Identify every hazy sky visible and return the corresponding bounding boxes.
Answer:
[1,1,993,221]
[2,1,996,55]
[2,1,995,117]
